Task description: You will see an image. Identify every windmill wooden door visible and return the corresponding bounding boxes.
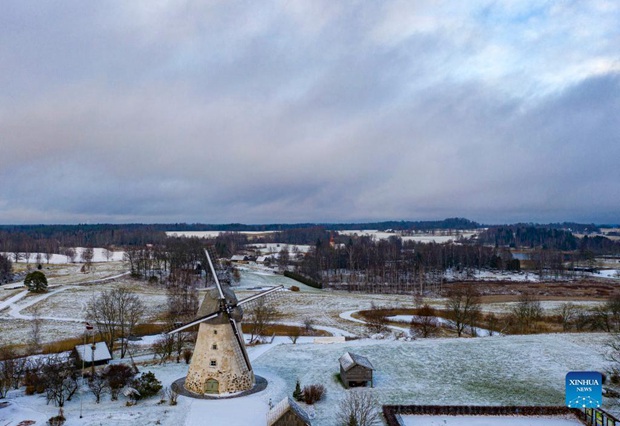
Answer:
[204,378,219,394]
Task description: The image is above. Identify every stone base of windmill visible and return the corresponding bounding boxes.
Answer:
[171,375,268,400]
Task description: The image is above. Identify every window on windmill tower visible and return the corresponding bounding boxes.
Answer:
[212,343,217,350]
[214,330,217,335]
[210,360,217,367]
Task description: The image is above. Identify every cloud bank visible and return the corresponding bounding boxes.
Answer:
[1,1,619,224]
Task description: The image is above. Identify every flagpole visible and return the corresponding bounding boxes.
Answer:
[80,329,85,418]
[80,322,93,420]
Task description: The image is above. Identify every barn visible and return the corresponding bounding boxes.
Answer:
[266,397,312,426]
[339,351,374,388]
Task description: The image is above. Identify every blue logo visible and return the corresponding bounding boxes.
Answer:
[566,371,602,408]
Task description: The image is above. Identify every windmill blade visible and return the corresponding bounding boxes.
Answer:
[228,316,252,372]
[204,248,225,300]
[236,285,283,307]
[167,311,220,334]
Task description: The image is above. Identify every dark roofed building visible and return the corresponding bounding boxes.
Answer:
[339,351,374,389]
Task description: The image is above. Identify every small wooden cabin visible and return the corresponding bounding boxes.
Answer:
[73,342,112,367]
[339,351,374,388]
[267,397,312,426]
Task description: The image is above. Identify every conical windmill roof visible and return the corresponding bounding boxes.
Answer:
[196,284,243,324]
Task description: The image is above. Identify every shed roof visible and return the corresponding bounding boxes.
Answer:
[339,351,374,372]
[74,341,112,363]
[266,397,311,426]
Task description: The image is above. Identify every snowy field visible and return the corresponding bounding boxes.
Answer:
[0,333,610,426]
[400,415,582,425]
[165,231,276,238]
[246,243,312,255]
[338,229,479,243]
[2,248,125,265]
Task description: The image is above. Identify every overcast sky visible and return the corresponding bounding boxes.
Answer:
[1,1,619,225]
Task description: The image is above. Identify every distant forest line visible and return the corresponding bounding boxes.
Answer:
[0,217,609,244]
[1,218,619,290]
[0,219,614,251]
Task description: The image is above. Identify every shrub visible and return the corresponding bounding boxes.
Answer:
[182,349,192,364]
[303,384,326,405]
[47,414,66,426]
[133,371,162,399]
[103,364,135,400]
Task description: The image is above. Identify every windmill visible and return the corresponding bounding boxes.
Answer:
[168,248,282,395]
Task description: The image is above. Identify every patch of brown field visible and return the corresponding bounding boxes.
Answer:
[41,336,104,354]
[134,322,168,335]
[241,323,330,337]
[446,279,620,301]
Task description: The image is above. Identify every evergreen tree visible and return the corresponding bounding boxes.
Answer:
[293,379,303,401]
[24,270,47,293]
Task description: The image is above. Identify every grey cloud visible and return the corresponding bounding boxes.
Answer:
[0,1,619,224]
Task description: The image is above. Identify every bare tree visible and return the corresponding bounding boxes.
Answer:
[88,373,108,403]
[303,318,315,333]
[511,293,543,334]
[42,355,78,407]
[86,287,145,358]
[29,304,43,353]
[288,328,301,344]
[103,247,114,262]
[165,386,179,405]
[44,243,54,264]
[337,390,382,426]
[445,286,481,337]
[277,247,290,271]
[0,347,27,394]
[246,298,279,344]
[410,304,438,338]
[64,247,76,263]
[81,247,94,272]
[560,302,577,331]
[152,334,175,365]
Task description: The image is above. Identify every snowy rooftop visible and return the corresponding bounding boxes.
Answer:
[74,341,112,363]
[339,351,374,372]
[266,397,311,426]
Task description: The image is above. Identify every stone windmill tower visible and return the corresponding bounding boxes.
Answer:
[168,249,281,395]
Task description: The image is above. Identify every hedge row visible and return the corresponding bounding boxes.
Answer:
[283,271,322,289]
[382,405,584,426]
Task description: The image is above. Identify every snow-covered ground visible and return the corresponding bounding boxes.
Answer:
[0,259,616,426]
[385,314,496,336]
[2,248,125,265]
[0,333,610,426]
[246,243,311,255]
[165,231,277,238]
[400,414,582,425]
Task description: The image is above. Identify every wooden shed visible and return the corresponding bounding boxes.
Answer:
[73,342,112,367]
[339,351,374,388]
[267,397,312,426]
